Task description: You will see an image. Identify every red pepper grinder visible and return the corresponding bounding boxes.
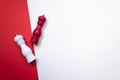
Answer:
[30,15,46,45]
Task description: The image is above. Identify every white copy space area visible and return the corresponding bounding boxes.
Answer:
[27,0,120,80]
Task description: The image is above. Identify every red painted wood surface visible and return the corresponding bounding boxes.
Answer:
[0,0,38,80]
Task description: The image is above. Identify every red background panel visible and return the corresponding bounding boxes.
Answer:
[0,0,38,80]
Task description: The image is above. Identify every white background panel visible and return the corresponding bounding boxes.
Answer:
[27,0,120,80]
